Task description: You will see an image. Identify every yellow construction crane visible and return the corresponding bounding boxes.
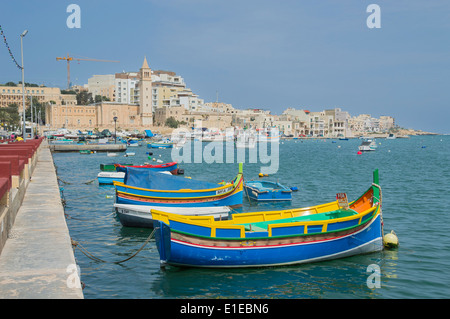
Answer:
[56,54,120,89]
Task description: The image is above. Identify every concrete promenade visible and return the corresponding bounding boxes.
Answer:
[0,141,83,298]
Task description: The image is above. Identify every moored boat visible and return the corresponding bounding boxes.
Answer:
[98,171,125,184]
[152,170,384,268]
[148,140,173,148]
[359,139,377,151]
[114,203,230,228]
[244,180,292,201]
[114,164,244,208]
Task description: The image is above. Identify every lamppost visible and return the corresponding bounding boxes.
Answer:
[20,29,28,140]
[113,116,118,144]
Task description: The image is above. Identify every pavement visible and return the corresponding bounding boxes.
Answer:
[0,142,83,299]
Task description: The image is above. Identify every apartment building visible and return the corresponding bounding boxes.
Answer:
[87,74,115,101]
[0,85,77,111]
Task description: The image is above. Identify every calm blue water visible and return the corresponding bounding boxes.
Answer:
[52,135,450,299]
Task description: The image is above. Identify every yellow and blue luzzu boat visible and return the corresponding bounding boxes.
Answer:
[151,170,385,268]
[114,164,243,208]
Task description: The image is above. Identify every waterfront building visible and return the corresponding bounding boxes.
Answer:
[324,108,353,138]
[379,115,395,132]
[282,108,311,136]
[45,57,153,130]
[349,114,395,135]
[179,89,204,111]
[87,74,115,101]
[115,72,139,104]
[0,85,77,111]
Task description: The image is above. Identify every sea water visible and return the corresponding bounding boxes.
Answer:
[52,135,450,299]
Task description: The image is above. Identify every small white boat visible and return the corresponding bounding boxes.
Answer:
[107,152,119,157]
[114,203,231,228]
[98,171,125,184]
[386,134,396,139]
[124,152,135,157]
[359,139,377,151]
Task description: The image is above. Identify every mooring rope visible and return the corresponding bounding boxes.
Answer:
[71,228,156,264]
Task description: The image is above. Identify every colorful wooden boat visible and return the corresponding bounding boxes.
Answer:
[114,203,230,228]
[114,164,244,208]
[152,170,384,268]
[115,162,178,174]
[98,171,125,184]
[244,180,292,201]
[148,141,173,148]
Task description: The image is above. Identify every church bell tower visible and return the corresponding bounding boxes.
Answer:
[139,56,153,126]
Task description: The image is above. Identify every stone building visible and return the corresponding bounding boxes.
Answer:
[45,57,153,130]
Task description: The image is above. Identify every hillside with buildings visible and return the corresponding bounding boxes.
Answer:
[0,57,435,137]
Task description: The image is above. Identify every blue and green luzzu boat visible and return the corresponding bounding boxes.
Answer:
[151,170,385,268]
[114,164,243,208]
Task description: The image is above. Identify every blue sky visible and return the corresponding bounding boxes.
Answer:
[1,0,449,133]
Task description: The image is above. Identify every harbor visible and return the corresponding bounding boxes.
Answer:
[1,134,447,298]
[1,1,449,303]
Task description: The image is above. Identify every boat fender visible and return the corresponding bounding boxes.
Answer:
[383,230,399,249]
[290,186,299,192]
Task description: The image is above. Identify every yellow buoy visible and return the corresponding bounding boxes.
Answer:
[258,173,268,177]
[383,230,399,249]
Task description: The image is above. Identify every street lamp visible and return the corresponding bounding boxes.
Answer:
[113,116,118,144]
[20,29,28,139]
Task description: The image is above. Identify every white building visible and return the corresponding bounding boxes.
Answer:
[115,72,139,104]
[87,74,115,101]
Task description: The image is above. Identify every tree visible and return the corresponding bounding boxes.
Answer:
[0,103,20,128]
[76,91,93,105]
[165,116,179,128]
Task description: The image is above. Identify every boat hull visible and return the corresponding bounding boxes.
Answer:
[148,143,173,149]
[154,212,383,268]
[114,204,230,228]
